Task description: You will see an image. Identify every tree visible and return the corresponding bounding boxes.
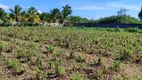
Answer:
[40,12,51,23]
[138,6,142,20]
[26,7,41,23]
[50,8,61,23]
[0,8,6,20]
[61,5,72,25]
[69,16,89,23]
[9,5,22,25]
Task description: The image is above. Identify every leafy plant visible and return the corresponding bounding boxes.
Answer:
[113,60,121,71]
[69,50,75,59]
[47,45,54,53]
[8,59,24,73]
[98,57,103,65]
[27,44,36,60]
[96,69,104,80]
[0,42,4,53]
[17,49,25,58]
[76,55,85,63]
[71,72,83,80]
[54,61,65,76]
[35,66,42,80]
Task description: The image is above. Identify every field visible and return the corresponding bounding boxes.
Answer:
[0,27,142,80]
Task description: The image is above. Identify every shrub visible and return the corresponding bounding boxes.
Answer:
[125,27,139,32]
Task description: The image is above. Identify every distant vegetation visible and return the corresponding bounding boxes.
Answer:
[0,5,142,27]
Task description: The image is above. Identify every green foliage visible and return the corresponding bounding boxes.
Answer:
[17,49,25,58]
[125,27,139,32]
[98,57,103,65]
[47,45,54,53]
[123,49,133,59]
[8,59,24,73]
[71,72,83,80]
[69,50,75,59]
[96,69,104,80]
[54,61,66,76]
[35,66,42,80]
[76,55,85,63]
[93,15,140,24]
[113,60,121,71]
[0,42,4,52]
[27,44,36,60]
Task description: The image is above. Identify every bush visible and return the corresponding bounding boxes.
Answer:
[125,27,139,32]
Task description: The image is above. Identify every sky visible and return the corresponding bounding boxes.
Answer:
[0,0,142,20]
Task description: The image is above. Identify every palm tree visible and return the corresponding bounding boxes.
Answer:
[26,7,40,23]
[50,8,61,23]
[61,5,72,26]
[40,12,51,23]
[0,8,7,24]
[9,5,22,25]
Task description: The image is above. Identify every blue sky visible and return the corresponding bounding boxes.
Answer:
[0,0,142,20]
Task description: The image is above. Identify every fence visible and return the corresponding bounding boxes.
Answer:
[73,23,142,29]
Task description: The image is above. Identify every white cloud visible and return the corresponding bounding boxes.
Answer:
[37,10,42,14]
[0,3,10,10]
[73,6,109,10]
[106,3,141,11]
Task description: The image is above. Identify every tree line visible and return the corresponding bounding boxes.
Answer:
[0,5,142,27]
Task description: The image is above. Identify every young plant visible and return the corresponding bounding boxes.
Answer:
[69,50,75,59]
[76,55,85,63]
[97,57,103,65]
[71,72,83,80]
[37,56,43,69]
[54,61,65,76]
[96,69,104,80]
[17,49,25,58]
[8,59,24,74]
[0,43,4,53]
[113,60,121,71]
[35,66,42,80]
[123,49,133,59]
[27,44,36,60]
[47,45,54,53]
